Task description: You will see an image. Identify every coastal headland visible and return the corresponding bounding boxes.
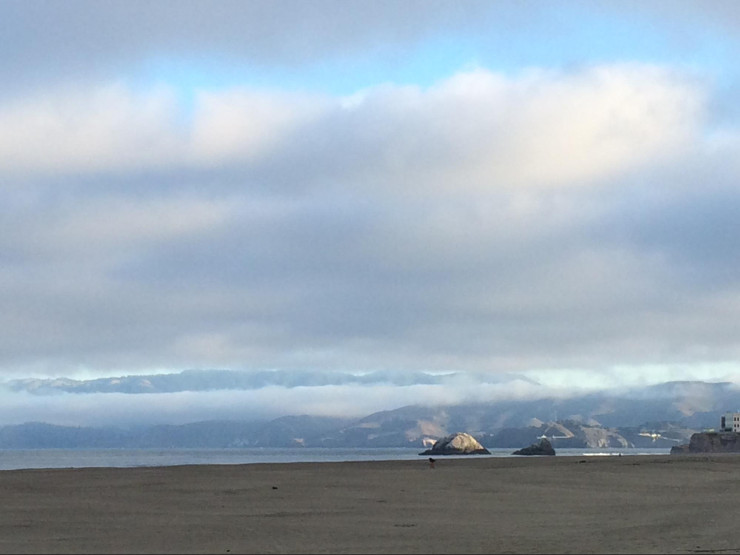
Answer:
[0,454,738,554]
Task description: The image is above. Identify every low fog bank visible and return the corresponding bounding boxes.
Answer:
[1,368,738,428]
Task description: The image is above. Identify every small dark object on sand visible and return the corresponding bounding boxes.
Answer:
[428,458,436,469]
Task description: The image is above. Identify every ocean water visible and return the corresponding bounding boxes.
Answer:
[0,447,671,471]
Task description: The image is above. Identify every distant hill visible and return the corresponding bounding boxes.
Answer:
[4,368,534,395]
[1,380,736,450]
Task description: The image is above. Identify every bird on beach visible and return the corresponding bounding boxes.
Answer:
[428,457,436,469]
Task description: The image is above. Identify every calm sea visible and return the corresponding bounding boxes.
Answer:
[0,447,671,471]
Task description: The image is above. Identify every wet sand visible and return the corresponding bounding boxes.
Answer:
[0,454,738,554]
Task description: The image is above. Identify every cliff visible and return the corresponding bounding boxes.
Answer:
[671,432,740,454]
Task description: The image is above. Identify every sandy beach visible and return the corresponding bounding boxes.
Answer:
[0,454,738,554]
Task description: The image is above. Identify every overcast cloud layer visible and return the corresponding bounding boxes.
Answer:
[2,1,740,424]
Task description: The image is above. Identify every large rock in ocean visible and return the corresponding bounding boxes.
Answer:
[419,432,491,455]
[512,438,556,456]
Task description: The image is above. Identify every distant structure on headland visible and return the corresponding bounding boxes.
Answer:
[720,412,740,432]
[670,413,740,455]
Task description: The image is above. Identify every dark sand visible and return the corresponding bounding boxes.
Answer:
[1,454,738,554]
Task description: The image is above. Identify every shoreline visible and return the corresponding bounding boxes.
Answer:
[0,454,737,554]
[0,446,672,472]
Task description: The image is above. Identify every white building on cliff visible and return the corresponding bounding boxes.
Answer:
[720,412,740,432]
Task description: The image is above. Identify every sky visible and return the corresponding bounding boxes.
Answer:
[2,0,740,425]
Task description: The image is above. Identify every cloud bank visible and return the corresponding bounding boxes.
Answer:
[3,63,737,377]
[2,1,740,411]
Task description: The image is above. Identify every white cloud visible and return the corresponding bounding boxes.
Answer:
[0,62,737,380]
[0,83,182,175]
[0,64,703,188]
[310,64,704,193]
[0,84,325,176]
[187,88,326,166]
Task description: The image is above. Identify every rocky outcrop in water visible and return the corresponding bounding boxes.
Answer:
[671,432,740,454]
[512,438,556,456]
[419,432,490,455]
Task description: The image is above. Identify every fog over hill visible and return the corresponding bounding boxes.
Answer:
[1,370,739,439]
[0,377,738,450]
[1,369,547,427]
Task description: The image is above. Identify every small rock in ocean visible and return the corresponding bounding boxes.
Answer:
[512,438,556,456]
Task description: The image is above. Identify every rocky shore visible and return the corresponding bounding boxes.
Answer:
[671,431,740,454]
